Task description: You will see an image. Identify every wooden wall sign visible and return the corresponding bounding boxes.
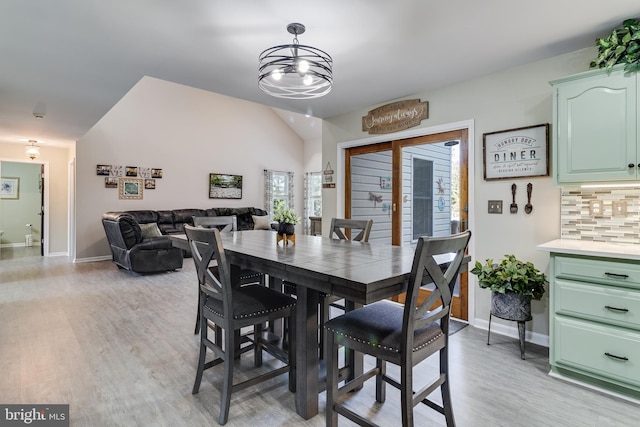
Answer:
[362,99,428,134]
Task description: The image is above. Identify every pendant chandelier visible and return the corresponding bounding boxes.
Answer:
[25,140,40,160]
[258,23,333,100]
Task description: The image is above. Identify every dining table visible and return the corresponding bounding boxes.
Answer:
[171,230,465,420]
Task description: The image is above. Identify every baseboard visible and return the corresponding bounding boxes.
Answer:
[473,317,549,348]
[0,242,41,248]
[74,255,111,263]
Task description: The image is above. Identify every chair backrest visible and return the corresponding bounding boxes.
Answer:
[184,225,231,314]
[403,231,471,351]
[329,218,373,242]
[193,215,237,232]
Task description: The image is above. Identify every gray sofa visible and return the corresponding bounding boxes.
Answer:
[102,207,269,274]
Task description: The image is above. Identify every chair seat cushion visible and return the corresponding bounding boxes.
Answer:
[204,284,296,320]
[324,300,443,354]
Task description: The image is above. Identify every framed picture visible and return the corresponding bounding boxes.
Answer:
[119,178,143,200]
[0,177,19,199]
[105,177,118,188]
[125,166,138,177]
[483,123,549,180]
[96,164,111,176]
[209,173,242,199]
[144,179,156,189]
[151,168,163,178]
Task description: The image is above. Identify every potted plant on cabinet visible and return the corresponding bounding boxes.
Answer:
[471,254,547,359]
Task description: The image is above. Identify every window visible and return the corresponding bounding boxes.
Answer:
[307,172,322,217]
[264,170,295,220]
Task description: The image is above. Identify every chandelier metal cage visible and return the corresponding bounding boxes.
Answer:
[258,23,333,100]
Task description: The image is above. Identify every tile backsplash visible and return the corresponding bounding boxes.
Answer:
[561,187,640,244]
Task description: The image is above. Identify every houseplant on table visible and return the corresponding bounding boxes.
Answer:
[272,207,300,236]
[471,254,547,359]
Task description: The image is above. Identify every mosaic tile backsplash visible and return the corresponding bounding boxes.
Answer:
[561,187,640,244]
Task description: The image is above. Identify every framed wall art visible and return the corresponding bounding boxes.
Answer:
[482,123,549,180]
[96,164,111,176]
[0,177,19,199]
[144,179,156,189]
[125,166,138,177]
[119,178,143,200]
[151,168,163,178]
[209,173,242,199]
[105,177,118,188]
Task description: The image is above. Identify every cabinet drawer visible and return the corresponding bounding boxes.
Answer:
[555,279,640,330]
[553,316,640,387]
[554,255,640,289]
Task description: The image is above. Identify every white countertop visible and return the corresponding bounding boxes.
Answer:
[538,239,640,261]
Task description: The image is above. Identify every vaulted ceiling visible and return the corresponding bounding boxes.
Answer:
[1,1,639,147]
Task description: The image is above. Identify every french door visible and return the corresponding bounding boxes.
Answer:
[345,129,469,319]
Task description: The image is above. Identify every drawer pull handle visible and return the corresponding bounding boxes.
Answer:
[604,352,629,362]
[604,305,629,313]
[604,272,629,279]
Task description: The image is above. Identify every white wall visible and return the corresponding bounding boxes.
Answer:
[76,76,306,260]
[321,47,597,342]
[0,142,72,256]
[0,161,42,246]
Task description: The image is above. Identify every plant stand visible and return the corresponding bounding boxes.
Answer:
[487,291,532,360]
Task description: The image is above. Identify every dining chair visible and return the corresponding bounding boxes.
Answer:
[319,217,374,358]
[185,225,296,425]
[324,230,471,427]
[191,215,265,334]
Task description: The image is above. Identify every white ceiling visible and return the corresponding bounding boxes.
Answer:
[1,1,639,147]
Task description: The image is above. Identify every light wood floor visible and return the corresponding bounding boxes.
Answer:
[1,252,639,426]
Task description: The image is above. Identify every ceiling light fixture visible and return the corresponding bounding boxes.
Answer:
[258,23,333,100]
[25,140,40,160]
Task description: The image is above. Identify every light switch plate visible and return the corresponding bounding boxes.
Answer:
[612,200,627,217]
[589,200,603,216]
[488,200,503,214]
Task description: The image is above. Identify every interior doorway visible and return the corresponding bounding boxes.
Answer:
[0,160,45,259]
[345,129,469,319]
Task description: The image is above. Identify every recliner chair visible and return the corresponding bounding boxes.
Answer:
[101,212,183,274]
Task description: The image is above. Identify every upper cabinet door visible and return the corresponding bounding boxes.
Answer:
[553,68,637,185]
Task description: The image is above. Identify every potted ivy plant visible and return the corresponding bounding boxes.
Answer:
[272,207,300,236]
[471,254,547,321]
[590,18,640,72]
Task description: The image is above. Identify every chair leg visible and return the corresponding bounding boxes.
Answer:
[440,347,455,427]
[375,358,386,403]
[254,324,263,367]
[288,310,296,393]
[192,315,208,394]
[326,331,339,427]
[319,296,329,360]
[400,361,414,427]
[219,327,235,425]
[194,292,201,335]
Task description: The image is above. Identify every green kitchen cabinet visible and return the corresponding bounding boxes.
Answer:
[551,66,638,185]
[549,252,640,399]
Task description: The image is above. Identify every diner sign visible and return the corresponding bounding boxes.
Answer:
[482,123,549,180]
[362,99,428,134]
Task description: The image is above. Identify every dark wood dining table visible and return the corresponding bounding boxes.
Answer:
[171,230,461,419]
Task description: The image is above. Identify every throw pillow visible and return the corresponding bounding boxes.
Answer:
[139,222,163,239]
[252,215,271,230]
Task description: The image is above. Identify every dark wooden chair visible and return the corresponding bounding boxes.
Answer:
[319,218,373,358]
[185,225,296,425]
[325,230,471,427]
[191,216,265,334]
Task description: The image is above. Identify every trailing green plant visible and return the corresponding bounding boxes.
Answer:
[590,18,640,72]
[470,254,547,300]
[272,207,300,224]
